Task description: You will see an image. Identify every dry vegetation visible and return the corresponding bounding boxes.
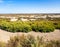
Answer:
[0,34,60,47]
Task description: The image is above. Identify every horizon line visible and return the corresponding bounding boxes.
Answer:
[0,13,60,14]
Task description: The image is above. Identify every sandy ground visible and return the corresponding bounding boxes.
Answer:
[0,29,60,43]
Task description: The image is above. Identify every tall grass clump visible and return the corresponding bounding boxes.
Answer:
[45,40,60,47]
[0,41,6,47]
[7,34,35,47]
[7,35,60,47]
[7,35,45,47]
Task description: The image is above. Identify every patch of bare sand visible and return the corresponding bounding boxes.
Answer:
[28,30,60,41]
[0,29,60,43]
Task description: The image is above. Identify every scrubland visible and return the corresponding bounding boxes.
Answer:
[0,19,60,47]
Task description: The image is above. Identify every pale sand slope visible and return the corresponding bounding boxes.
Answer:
[0,29,60,43]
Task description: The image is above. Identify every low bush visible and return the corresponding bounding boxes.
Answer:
[0,21,32,32]
[53,22,60,29]
[31,21,55,32]
[0,20,55,32]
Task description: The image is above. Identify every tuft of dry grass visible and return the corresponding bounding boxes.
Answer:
[0,41,6,47]
[6,34,60,47]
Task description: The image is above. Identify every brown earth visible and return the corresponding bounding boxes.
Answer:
[0,29,60,43]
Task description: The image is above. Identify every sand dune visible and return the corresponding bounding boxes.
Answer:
[0,29,60,43]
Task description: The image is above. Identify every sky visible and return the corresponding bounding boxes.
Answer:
[0,0,60,14]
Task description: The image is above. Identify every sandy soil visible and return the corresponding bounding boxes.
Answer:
[0,29,60,43]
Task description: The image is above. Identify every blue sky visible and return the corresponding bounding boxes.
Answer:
[0,0,60,13]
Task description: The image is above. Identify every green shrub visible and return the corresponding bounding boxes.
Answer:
[53,22,60,29]
[0,21,9,30]
[0,21,32,32]
[31,21,55,32]
[22,24,32,32]
[31,23,38,32]
[0,20,55,32]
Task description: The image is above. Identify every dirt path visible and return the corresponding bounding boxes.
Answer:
[0,29,60,43]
